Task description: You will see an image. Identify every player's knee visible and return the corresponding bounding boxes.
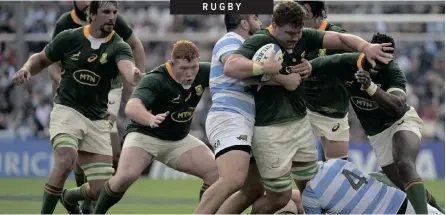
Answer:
[202,168,219,186]
[267,189,292,212]
[52,135,78,175]
[394,159,417,179]
[54,153,77,176]
[263,175,293,195]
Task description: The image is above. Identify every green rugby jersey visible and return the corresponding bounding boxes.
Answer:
[45,26,134,120]
[310,53,410,136]
[233,27,325,126]
[301,21,350,118]
[53,10,134,89]
[126,62,211,141]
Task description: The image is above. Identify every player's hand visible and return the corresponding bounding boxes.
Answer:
[133,68,143,84]
[262,50,283,75]
[289,58,312,79]
[274,73,302,91]
[362,43,394,68]
[355,70,372,90]
[148,111,169,128]
[12,68,31,85]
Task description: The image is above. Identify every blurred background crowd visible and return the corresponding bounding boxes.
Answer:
[0,1,444,146]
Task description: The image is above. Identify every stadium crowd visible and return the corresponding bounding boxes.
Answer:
[0,1,444,145]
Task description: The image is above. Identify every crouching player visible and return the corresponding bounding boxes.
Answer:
[93,40,219,213]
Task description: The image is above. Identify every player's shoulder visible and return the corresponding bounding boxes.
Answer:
[55,27,81,40]
[55,11,72,25]
[145,64,169,80]
[215,32,244,47]
[326,22,347,33]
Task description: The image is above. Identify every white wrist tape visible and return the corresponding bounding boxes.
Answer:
[365,82,378,96]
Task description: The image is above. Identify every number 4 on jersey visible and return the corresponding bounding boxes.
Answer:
[341,169,368,190]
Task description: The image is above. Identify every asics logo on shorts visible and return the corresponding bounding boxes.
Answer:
[397,120,404,126]
[332,123,340,132]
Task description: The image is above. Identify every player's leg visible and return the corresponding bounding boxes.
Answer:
[250,121,300,214]
[60,118,114,213]
[308,110,349,161]
[93,132,153,214]
[107,87,123,171]
[73,162,94,214]
[216,160,265,214]
[195,113,254,213]
[156,134,218,213]
[41,104,83,214]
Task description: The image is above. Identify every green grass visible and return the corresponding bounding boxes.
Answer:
[0,178,443,214]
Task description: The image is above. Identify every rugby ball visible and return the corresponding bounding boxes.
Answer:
[252,43,283,82]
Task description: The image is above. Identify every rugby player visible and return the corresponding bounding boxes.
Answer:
[309,32,444,214]
[300,159,443,214]
[93,40,218,214]
[48,3,145,212]
[298,1,350,161]
[11,1,141,214]
[224,2,394,213]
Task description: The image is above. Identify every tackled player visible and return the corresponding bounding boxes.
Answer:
[11,1,142,214]
[48,3,145,212]
[224,2,394,214]
[93,40,218,214]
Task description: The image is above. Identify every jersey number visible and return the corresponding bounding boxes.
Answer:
[341,169,368,190]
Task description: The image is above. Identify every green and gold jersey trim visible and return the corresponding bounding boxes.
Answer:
[70,10,87,26]
[165,62,178,81]
[83,25,116,43]
[356,53,365,71]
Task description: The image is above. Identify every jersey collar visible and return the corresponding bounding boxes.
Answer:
[71,10,88,26]
[83,25,115,43]
[165,62,178,81]
[318,20,328,31]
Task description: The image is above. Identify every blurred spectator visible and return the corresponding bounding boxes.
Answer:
[0,1,443,145]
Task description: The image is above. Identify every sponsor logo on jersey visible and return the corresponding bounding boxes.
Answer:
[236,134,248,141]
[318,49,326,57]
[351,96,378,111]
[195,85,203,96]
[171,107,195,123]
[88,54,98,62]
[70,51,81,60]
[73,69,101,86]
[100,53,108,64]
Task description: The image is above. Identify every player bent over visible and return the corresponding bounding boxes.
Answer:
[224,2,393,214]
[299,159,443,214]
[93,40,219,214]
[11,1,141,214]
[309,33,444,214]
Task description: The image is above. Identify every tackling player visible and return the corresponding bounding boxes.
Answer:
[11,1,141,214]
[309,32,444,214]
[48,2,145,212]
[195,14,265,214]
[300,159,443,214]
[93,40,218,214]
[224,2,393,214]
[298,1,350,161]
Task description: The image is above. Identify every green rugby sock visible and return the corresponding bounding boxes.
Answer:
[405,180,428,214]
[41,183,63,214]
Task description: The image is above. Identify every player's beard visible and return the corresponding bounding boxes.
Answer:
[100,23,114,34]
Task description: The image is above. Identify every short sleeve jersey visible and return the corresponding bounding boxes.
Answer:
[310,53,410,135]
[45,26,134,120]
[126,62,211,141]
[233,27,325,126]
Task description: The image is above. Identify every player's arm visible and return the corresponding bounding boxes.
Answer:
[47,20,67,86]
[115,41,141,87]
[125,74,167,128]
[309,53,359,78]
[242,73,302,91]
[322,31,394,67]
[356,62,407,117]
[301,187,323,214]
[114,14,145,72]
[224,35,281,79]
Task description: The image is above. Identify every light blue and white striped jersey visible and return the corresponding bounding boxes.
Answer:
[302,159,406,214]
[209,32,255,122]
